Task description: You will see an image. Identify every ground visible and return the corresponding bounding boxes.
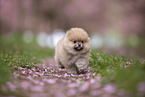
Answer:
[0,35,145,97]
[1,58,133,97]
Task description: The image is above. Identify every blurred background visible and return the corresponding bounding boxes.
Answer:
[0,0,145,58]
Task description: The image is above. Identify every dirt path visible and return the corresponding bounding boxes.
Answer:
[0,59,128,97]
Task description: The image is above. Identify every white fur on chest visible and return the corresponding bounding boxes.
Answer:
[69,54,83,64]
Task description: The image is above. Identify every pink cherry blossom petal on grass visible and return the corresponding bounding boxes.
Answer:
[44,69,47,71]
[93,72,96,76]
[28,69,33,74]
[26,75,33,80]
[13,71,17,75]
[63,73,69,78]
[22,71,26,74]
[32,73,38,77]
[59,68,66,71]
[19,67,26,70]
[31,68,36,71]
[126,61,131,65]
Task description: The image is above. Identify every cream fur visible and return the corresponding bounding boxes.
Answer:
[54,28,91,74]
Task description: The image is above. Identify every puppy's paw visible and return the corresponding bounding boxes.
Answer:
[78,68,88,74]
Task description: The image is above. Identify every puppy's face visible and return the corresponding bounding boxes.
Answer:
[63,28,90,54]
[73,40,84,51]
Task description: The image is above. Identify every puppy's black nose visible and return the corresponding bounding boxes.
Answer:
[78,44,81,47]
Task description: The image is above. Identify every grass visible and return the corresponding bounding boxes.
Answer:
[89,50,145,96]
[0,34,54,85]
[0,34,145,96]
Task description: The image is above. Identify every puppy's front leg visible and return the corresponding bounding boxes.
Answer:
[67,62,79,74]
[75,58,89,74]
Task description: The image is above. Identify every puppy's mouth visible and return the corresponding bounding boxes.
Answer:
[74,44,83,51]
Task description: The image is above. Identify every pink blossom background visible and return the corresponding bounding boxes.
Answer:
[0,0,145,36]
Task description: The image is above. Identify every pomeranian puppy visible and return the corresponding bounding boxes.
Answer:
[54,28,91,74]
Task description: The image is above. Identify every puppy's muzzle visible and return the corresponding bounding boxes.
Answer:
[74,43,83,51]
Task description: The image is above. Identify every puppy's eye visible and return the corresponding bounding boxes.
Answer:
[74,41,77,43]
[81,41,83,43]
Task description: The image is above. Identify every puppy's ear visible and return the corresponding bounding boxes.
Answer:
[66,29,72,37]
